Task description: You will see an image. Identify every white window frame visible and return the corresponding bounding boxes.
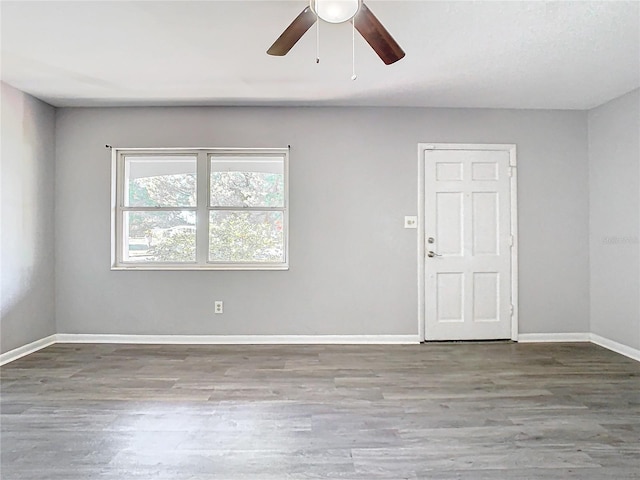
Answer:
[111,147,289,271]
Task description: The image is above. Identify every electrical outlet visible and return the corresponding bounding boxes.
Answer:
[214,301,223,314]
[404,216,417,229]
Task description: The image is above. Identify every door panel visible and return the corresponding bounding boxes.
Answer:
[436,192,464,256]
[425,148,513,340]
[437,273,464,322]
[472,162,499,181]
[436,162,463,181]
[473,272,499,322]
[472,192,499,256]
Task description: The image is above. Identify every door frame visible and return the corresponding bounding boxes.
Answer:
[417,143,519,342]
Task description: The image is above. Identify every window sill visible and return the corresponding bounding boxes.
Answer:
[111,264,289,271]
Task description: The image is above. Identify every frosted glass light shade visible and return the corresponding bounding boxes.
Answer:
[312,0,360,23]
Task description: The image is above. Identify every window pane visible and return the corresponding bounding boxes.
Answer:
[210,156,284,207]
[209,211,284,263]
[125,155,197,207]
[124,211,196,262]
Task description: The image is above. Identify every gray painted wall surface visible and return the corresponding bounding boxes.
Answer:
[1,82,56,353]
[588,88,640,349]
[55,106,589,337]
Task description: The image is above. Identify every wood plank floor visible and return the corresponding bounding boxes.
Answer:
[1,342,639,479]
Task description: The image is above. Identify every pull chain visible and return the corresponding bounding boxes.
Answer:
[316,14,320,63]
[351,21,357,80]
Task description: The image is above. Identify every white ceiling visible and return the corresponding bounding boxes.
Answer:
[1,0,639,109]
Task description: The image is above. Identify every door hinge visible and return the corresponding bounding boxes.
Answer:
[509,235,514,247]
[508,166,516,177]
[510,304,514,316]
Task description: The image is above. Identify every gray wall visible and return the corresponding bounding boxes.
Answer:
[1,82,56,353]
[55,106,590,337]
[588,88,640,350]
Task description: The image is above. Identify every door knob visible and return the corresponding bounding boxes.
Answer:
[427,251,442,258]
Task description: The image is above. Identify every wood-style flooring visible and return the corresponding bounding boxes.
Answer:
[1,342,639,479]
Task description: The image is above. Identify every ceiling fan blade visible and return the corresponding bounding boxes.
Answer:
[353,3,405,65]
[267,6,317,56]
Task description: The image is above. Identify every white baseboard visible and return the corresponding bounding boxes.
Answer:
[517,333,591,343]
[3,332,638,365]
[55,334,421,345]
[518,332,639,363]
[590,333,640,362]
[0,334,57,366]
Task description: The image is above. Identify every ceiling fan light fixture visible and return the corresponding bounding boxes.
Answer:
[312,0,360,24]
[268,1,404,65]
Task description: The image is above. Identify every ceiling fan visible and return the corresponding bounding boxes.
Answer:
[267,0,405,65]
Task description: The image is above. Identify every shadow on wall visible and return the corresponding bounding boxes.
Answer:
[1,82,56,354]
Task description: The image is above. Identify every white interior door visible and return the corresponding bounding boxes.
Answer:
[423,146,516,340]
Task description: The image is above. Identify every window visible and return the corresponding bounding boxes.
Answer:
[112,148,288,270]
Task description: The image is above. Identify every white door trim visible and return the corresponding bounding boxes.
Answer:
[417,143,518,341]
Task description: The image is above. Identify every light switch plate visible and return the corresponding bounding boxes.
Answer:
[404,216,417,229]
